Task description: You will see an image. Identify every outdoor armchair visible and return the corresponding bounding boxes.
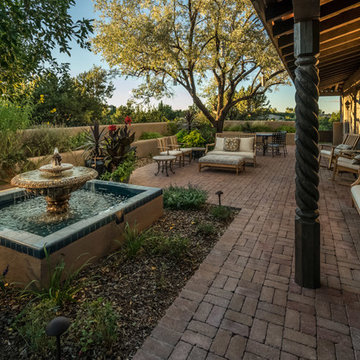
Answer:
[332,149,360,183]
[319,134,360,169]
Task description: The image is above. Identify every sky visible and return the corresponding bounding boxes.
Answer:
[54,0,340,114]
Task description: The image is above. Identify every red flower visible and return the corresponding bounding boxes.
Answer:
[124,116,132,125]
[108,125,116,132]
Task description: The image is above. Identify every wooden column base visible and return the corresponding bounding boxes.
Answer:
[295,216,320,289]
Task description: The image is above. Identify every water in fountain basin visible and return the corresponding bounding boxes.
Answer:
[0,189,130,236]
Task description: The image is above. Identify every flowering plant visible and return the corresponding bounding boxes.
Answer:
[103,117,136,172]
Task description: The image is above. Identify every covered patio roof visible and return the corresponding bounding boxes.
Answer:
[251,0,360,95]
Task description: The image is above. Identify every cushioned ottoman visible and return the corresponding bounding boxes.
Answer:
[198,154,245,175]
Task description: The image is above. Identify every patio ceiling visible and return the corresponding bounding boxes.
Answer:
[251,0,360,95]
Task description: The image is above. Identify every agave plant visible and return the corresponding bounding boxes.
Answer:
[103,121,136,172]
[80,122,106,159]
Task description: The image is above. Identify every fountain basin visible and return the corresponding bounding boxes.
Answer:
[0,180,163,286]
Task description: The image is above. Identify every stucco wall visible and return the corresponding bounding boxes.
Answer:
[28,137,169,166]
[24,122,169,141]
[224,120,296,130]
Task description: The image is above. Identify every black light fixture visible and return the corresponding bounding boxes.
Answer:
[46,316,71,360]
[345,100,351,110]
[215,190,223,206]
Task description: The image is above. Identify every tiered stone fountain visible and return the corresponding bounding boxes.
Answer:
[11,148,98,213]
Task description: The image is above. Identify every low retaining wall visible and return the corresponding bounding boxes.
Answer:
[221,131,295,145]
[224,120,295,130]
[28,137,169,166]
[24,122,169,141]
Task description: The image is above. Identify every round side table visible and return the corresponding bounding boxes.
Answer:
[153,155,176,176]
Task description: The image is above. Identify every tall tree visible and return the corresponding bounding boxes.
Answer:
[0,0,93,95]
[93,0,287,132]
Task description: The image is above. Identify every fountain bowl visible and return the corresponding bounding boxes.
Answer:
[11,166,98,213]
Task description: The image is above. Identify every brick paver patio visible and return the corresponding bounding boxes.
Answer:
[131,146,360,360]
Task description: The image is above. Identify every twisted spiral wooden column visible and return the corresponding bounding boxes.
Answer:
[295,55,320,221]
[294,20,321,289]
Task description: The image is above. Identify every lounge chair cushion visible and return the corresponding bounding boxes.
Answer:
[353,154,360,165]
[351,185,360,207]
[160,150,182,156]
[239,137,254,152]
[207,150,255,160]
[334,144,352,155]
[337,156,360,171]
[224,137,239,152]
[199,154,244,165]
[320,149,332,157]
[214,137,224,150]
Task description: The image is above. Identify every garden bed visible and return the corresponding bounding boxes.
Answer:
[0,203,237,359]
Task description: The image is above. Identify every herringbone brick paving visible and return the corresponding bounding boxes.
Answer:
[131,146,360,360]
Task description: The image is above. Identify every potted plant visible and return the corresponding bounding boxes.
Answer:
[81,122,106,176]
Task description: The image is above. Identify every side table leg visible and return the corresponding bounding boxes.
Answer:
[165,160,169,176]
[170,160,175,174]
[154,160,160,176]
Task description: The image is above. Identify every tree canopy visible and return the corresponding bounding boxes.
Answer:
[0,0,93,95]
[93,0,288,132]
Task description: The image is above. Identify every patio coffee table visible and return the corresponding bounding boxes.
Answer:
[198,154,245,175]
[153,155,176,177]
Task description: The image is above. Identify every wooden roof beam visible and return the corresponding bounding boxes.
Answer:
[343,67,360,93]
[320,7,360,33]
[320,38,360,58]
[273,6,360,40]
[278,19,360,49]
[321,0,360,21]
[272,18,294,37]
[320,19,360,43]
[320,30,360,51]
[265,0,293,22]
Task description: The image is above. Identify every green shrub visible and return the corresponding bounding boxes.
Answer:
[14,299,58,355]
[210,205,233,221]
[123,222,145,258]
[275,125,295,133]
[0,100,32,178]
[163,186,207,210]
[227,124,243,131]
[71,298,118,353]
[144,232,189,259]
[21,127,71,157]
[101,151,136,183]
[182,130,206,147]
[139,131,163,140]
[197,223,216,236]
[176,129,188,144]
[166,118,182,135]
[68,131,88,149]
[22,248,87,307]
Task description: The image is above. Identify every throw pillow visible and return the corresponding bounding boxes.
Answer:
[352,154,360,165]
[239,137,254,152]
[223,137,239,152]
[334,144,352,155]
[214,137,224,150]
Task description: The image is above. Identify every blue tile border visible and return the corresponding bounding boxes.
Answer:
[0,180,162,259]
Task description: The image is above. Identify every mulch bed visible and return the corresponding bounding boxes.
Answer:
[0,204,237,359]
